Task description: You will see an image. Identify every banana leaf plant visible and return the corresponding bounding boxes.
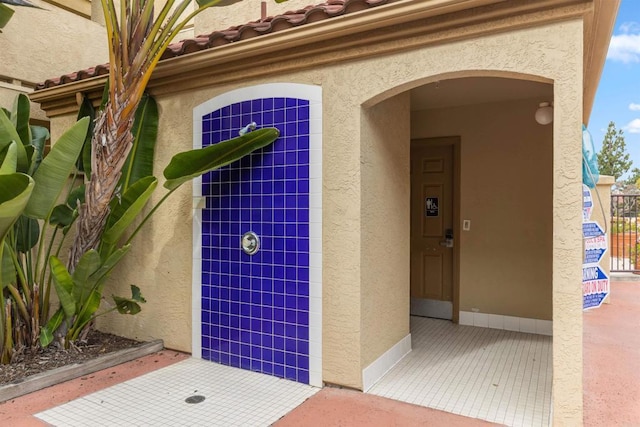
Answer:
[0,93,88,362]
[37,90,279,348]
[69,0,249,268]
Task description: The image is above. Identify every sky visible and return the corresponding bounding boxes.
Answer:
[589,0,640,179]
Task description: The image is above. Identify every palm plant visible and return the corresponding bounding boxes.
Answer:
[69,0,246,269]
[0,0,290,358]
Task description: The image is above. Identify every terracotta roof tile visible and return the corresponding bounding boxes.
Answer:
[35,0,389,90]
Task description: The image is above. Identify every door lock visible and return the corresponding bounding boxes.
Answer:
[440,228,454,248]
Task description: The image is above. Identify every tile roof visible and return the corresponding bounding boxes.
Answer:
[36,0,389,90]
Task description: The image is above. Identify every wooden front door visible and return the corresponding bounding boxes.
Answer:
[410,141,454,320]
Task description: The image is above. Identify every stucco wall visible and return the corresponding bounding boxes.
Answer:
[1,0,107,84]
[411,98,553,320]
[1,0,107,119]
[360,92,411,368]
[46,15,585,423]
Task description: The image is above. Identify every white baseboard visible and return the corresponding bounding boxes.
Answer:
[459,311,552,336]
[362,334,412,392]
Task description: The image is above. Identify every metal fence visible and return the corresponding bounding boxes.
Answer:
[611,195,640,272]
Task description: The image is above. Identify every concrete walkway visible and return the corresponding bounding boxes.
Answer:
[0,280,637,426]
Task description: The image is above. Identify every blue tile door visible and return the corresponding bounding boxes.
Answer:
[200,97,311,384]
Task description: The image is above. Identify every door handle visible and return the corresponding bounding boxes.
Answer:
[439,239,453,248]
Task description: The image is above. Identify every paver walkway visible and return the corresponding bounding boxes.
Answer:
[583,280,640,426]
[0,280,637,426]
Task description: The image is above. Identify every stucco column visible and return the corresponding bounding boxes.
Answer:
[551,36,584,423]
[321,96,363,388]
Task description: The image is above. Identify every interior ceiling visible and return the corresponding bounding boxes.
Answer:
[410,77,554,111]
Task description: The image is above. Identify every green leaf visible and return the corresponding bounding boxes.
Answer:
[28,125,49,176]
[24,117,89,220]
[49,204,75,228]
[0,108,28,172]
[71,249,101,306]
[102,176,158,246]
[0,3,14,29]
[70,288,101,341]
[49,256,75,319]
[90,244,131,285]
[75,96,95,173]
[0,173,34,243]
[15,215,38,252]
[163,128,279,190]
[120,94,158,192]
[66,185,85,208]
[1,241,16,288]
[40,308,64,347]
[99,79,110,111]
[113,284,146,315]
[11,94,31,155]
[0,141,17,174]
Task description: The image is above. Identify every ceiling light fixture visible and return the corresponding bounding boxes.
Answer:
[535,102,553,125]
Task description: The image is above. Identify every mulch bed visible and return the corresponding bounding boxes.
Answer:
[0,330,140,385]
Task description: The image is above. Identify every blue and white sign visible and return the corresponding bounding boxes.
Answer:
[582,221,605,239]
[584,235,607,265]
[584,247,607,264]
[582,265,609,309]
[583,184,593,221]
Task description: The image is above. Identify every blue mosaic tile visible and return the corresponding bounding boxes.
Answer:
[200,97,311,384]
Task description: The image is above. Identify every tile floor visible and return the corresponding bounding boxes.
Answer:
[368,316,552,427]
[36,358,318,426]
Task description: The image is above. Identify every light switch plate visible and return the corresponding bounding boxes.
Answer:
[463,220,471,231]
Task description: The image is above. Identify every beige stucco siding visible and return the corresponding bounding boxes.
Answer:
[360,93,411,369]
[1,0,107,120]
[412,99,553,320]
[2,1,107,83]
[47,16,585,423]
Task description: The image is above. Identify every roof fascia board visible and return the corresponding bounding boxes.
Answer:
[32,0,608,119]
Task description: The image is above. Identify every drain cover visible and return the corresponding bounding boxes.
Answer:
[185,395,206,404]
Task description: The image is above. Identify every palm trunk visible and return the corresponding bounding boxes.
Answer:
[69,104,134,270]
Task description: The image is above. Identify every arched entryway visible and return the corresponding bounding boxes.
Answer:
[359,74,555,425]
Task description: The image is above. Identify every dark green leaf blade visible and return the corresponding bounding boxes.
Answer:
[71,249,101,307]
[102,176,158,246]
[0,108,28,172]
[28,125,49,176]
[120,94,158,192]
[11,94,30,155]
[113,284,146,315]
[1,241,16,288]
[24,117,88,219]
[49,204,75,228]
[40,308,64,347]
[0,173,34,242]
[15,215,39,252]
[163,128,279,191]
[75,96,95,173]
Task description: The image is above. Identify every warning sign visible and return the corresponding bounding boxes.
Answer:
[582,265,609,309]
[425,197,439,217]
